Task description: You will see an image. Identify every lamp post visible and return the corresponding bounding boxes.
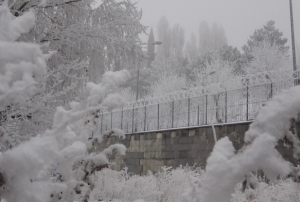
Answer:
[136,41,162,101]
[289,0,297,72]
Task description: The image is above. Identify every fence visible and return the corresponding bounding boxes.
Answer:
[98,70,299,134]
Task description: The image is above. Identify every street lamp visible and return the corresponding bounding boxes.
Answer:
[149,41,163,45]
[136,41,162,101]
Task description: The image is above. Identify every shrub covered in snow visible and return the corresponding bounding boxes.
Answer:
[1,2,300,202]
[71,165,300,202]
[76,165,203,202]
[0,2,49,111]
[232,178,300,202]
[0,3,131,201]
[193,85,300,202]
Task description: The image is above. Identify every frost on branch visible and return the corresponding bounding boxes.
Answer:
[102,128,125,139]
[0,65,131,202]
[1,0,144,142]
[86,69,130,108]
[0,3,35,42]
[0,4,131,200]
[0,4,48,111]
[245,41,291,74]
[199,86,300,202]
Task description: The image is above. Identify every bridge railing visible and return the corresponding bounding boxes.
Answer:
[97,69,299,134]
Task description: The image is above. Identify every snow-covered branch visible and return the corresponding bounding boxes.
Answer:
[199,86,300,202]
[0,4,132,201]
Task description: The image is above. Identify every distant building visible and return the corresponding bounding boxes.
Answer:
[147,28,155,68]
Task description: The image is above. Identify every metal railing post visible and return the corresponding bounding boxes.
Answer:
[171,101,174,128]
[270,83,273,98]
[293,71,298,86]
[205,95,208,125]
[144,105,146,131]
[197,103,200,125]
[225,91,227,123]
[132,106,135,133]
[110,112,112,129]
[157,104,160,130]
[121,108,123,130]
[188,98,190,126]
[246,86,249,121]
[100,112,103,134]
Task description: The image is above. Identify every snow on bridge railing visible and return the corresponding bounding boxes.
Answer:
[97,69,300,134]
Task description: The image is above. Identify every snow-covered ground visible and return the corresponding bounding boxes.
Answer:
[1,1,300,201]
[74,166,300,202]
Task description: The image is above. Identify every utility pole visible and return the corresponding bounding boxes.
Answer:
[290,0,297,71]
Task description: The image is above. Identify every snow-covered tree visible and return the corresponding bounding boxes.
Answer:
[218,45,246,74]
[198,21,212,55]
[185,32,198,62]
[156,17,185,61]
[243,20,289,59]
[149,74,187,97]
[171,23,185,59]
[193,54,235,87]
[296,43,300,69]
[198,21,227,55]
[246,40,291,74]
[0,68,130,202]
[211,22,227,51]
[156,16,172,60]
[149,57,187,85]
[0,4,132,201]
[1,0,146,140]
[192,54,238,122]
[0,1,51,148]
[197,85,300,202]
[186,44,244,84]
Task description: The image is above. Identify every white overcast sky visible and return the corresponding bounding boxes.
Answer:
[136,0,300,48]
[96,0,300,50]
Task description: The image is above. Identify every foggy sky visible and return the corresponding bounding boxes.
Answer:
[136,0,300,50]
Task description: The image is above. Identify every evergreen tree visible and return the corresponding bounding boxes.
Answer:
[171,23,185,59]
[185,32,198,61]
[218,45,246,74]
[211,23,228,51]
[198,21,212,54]
[156,16,172,60]
[198,21,227,55]
[242,20,289,58]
